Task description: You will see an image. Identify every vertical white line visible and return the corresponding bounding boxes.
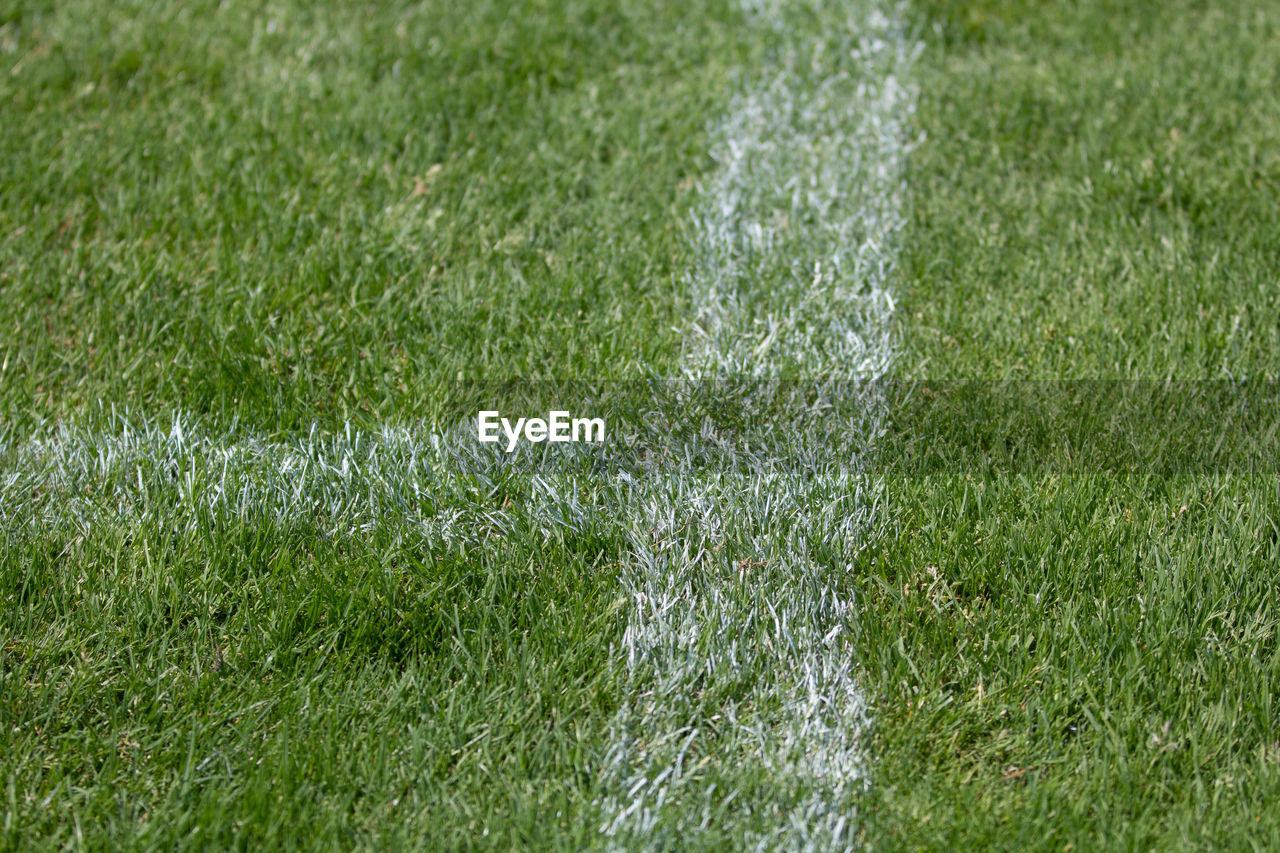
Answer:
[599,0,917,848]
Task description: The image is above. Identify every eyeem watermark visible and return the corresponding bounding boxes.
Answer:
[478,410,605,452]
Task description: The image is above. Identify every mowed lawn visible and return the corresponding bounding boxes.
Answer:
[1,1,747,848]
[3,0,1280,850]
[863,0,1280,848]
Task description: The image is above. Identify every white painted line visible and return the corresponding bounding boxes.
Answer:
[598,0,917,847]
[0,413,596,546]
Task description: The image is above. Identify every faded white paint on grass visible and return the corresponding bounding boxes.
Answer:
[0,414,600,547]
[598,0,917,848]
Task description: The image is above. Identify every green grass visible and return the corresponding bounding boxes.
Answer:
[3,0,1280,849]
[4,518,624,847]
[901,0,1280,381]
[860,0,1280,847]
[0,0,757,431]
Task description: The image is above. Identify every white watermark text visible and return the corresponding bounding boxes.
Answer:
[477,410,605,452]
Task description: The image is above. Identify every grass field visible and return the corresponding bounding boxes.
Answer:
[3,0,1279,849]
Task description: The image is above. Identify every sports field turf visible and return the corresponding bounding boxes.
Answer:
[2,0,1278,849]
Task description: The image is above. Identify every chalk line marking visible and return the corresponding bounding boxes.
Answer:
[597,0,916,848]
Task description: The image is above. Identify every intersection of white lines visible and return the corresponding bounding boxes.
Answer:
[0,2,917,848]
